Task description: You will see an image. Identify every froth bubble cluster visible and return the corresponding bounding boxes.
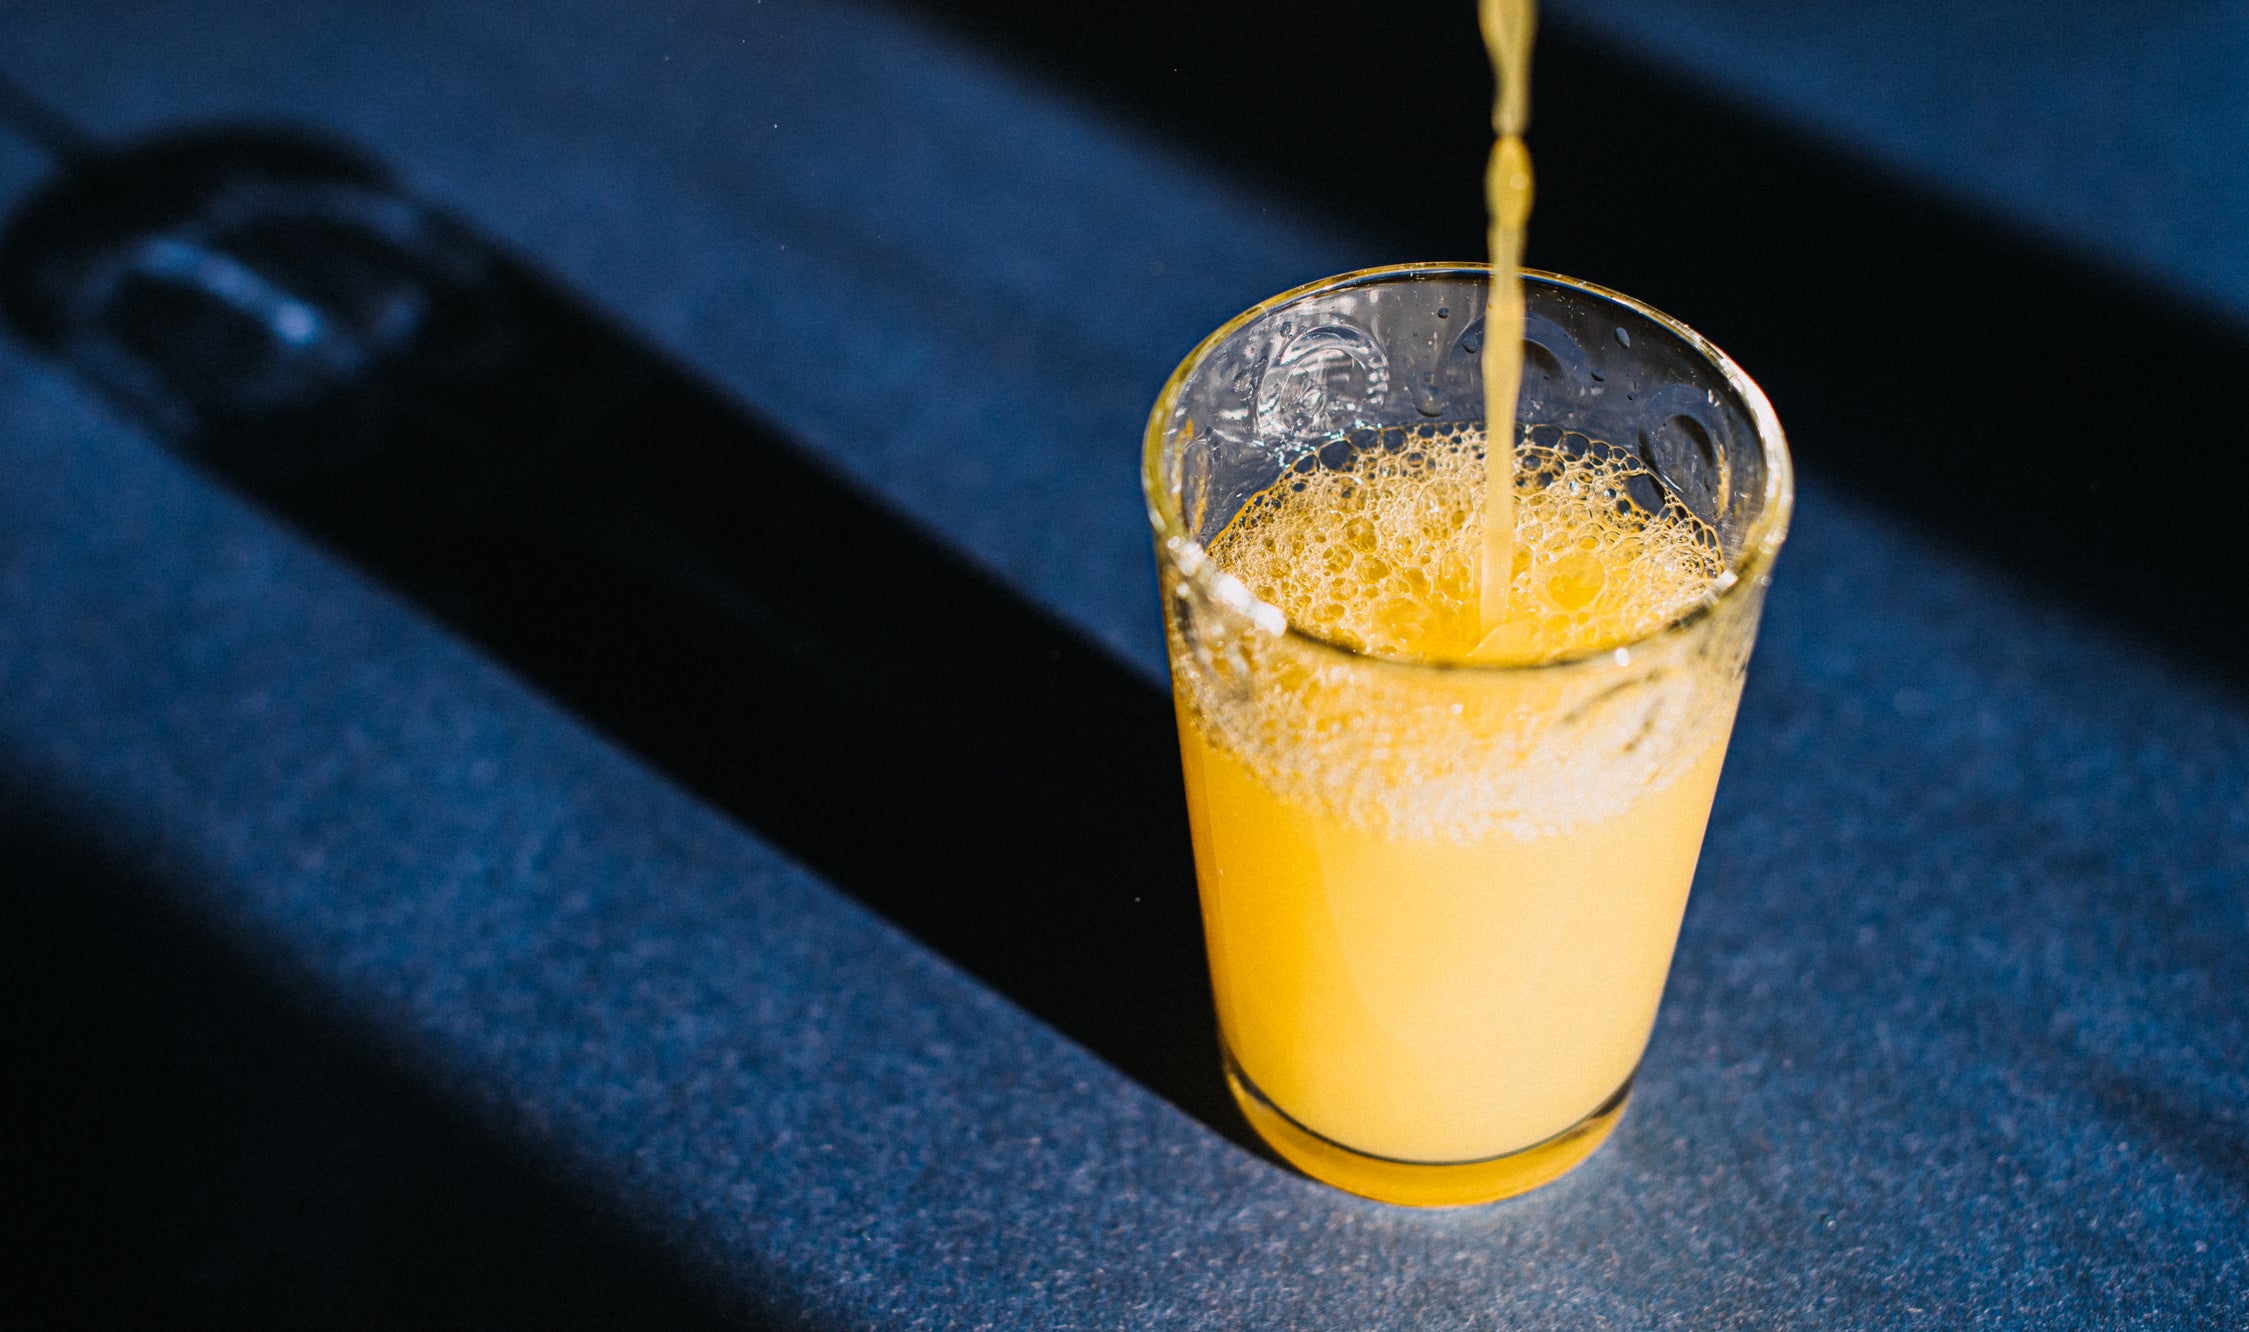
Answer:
[1211,423,1721,664]
[1171,424,1750,841]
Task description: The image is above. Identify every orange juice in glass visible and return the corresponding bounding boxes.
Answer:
[1145,265,1791,1205]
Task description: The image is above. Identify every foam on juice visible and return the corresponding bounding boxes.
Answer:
[1176,425,1738,849]
[1213,423,1721,666]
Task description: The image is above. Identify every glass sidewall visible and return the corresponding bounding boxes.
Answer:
[1147,265,1792,1188]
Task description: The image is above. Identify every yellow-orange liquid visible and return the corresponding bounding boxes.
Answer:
[1173,428,1738,1179]
[1478,0,1536,635]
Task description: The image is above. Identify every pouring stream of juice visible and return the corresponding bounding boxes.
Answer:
[1475,0,1535,653]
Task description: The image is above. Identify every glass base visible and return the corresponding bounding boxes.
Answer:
[1223,1045,1633,1207]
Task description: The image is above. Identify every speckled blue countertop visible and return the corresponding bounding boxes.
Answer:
[0,1,2242,1326]
[1550,0,2249,326]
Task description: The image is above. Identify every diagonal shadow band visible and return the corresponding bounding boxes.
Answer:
[0,128,1259,1157]
[914,0,2249,689]
[0,804,813,1329]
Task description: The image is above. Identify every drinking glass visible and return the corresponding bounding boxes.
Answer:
[1143,264,1791,1205]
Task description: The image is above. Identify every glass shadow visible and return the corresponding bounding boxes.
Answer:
[0,128,1254,1156]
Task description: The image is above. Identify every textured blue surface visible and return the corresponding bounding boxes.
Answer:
[1550,0,2249,325]
[1,1,2245,1326]
[0,0,1370,676]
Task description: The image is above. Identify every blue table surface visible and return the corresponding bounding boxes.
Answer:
[1552,0,2249,328]
[1,1,2242,1326]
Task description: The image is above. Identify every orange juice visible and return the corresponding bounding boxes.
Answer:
[1165,424,1754,1202]
[1478,0,1537,633]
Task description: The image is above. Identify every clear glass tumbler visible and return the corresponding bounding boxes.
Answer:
[1143,264,1792,1206]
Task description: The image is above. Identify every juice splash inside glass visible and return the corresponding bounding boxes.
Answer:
[1144,265,1792,1205]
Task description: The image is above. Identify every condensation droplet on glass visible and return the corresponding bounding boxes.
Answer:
[1411,370,1444,417]
[1614,326,1632,348]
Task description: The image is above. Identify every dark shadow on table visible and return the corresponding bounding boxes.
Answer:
[0,803,813,1331]
[0,127,1260,1165]
[2080,1063,2249,1203]
[909,0,2249,692]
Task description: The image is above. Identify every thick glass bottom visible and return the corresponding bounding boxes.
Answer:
[1223,1045,1633,1207]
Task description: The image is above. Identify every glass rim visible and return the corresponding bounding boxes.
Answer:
[1142,262,1795,676]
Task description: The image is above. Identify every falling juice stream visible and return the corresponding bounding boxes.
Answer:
[1476,0,1535,647]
